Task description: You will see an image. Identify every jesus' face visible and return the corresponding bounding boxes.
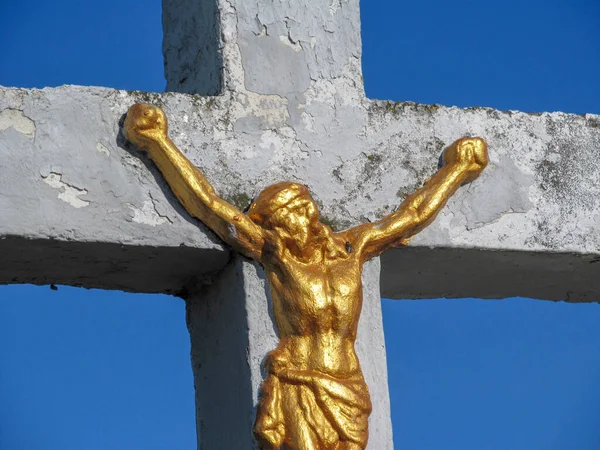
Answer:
[248,183,322,250]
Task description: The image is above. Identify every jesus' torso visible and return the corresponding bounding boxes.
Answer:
[262,235,365,378]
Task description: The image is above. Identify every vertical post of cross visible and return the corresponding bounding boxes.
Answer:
[162,0,223,95]
[162,0,364,96]
[162,0,393,448]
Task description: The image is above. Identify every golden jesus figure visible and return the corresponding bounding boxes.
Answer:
[124,103,488,450]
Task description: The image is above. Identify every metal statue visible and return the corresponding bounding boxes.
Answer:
[124,103,488,450]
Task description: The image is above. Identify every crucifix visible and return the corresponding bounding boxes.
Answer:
[1,0,599,449]
[124,101,487,449]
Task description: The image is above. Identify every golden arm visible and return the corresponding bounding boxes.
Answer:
[123,103,265,260]
[346,137,488,262]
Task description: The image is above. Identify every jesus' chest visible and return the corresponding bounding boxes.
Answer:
[265,255,364,329]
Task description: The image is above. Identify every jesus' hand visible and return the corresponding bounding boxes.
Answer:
[442,137,488,183]
[124,103,169,151]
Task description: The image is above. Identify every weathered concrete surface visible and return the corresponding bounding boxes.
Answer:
[187,256,392,449]
[162,0,362,96]
[0,237,224,295]
[162,0,222,95]
[0,87,229,294]
[1,85,600,301]
[381,248,600,302]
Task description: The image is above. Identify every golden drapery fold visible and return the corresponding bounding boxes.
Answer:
[254,366,372,450]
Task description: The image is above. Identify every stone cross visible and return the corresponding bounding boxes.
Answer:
[1,0,600,448]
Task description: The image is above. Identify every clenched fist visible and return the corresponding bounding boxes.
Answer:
[124,103,168,150]
[442,137,488,183]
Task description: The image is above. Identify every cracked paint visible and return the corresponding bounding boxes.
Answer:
[231,92,290,131]
[96,142,110,156]
[42,172,90,208]
[301,111,315,132]
[329,0,344,15]
[0,108,36,138]
[460,156,534,231]
[129,200,172,226]
[279,34,302,52]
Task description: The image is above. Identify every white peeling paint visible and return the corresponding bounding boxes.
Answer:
[96,142,111,156]
[42,172,90,208]
[228,91,290,129]
[546,152,561,163]
[227,222,238,239]
[256,24,268,38]
[279,35,302,52]
[0,109,36,138]
[329,0,342,15]
[129,200,170,226]
[301,111,315,132]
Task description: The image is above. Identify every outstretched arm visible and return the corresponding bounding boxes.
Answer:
[124,103,265,260]
[345,137,488,262]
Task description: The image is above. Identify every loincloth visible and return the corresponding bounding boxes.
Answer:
[254,367,372,449]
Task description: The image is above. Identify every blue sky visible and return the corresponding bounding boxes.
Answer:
[1,1,600,449]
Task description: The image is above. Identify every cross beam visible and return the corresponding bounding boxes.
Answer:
[2,0,600,448]
[2,86,599,301]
